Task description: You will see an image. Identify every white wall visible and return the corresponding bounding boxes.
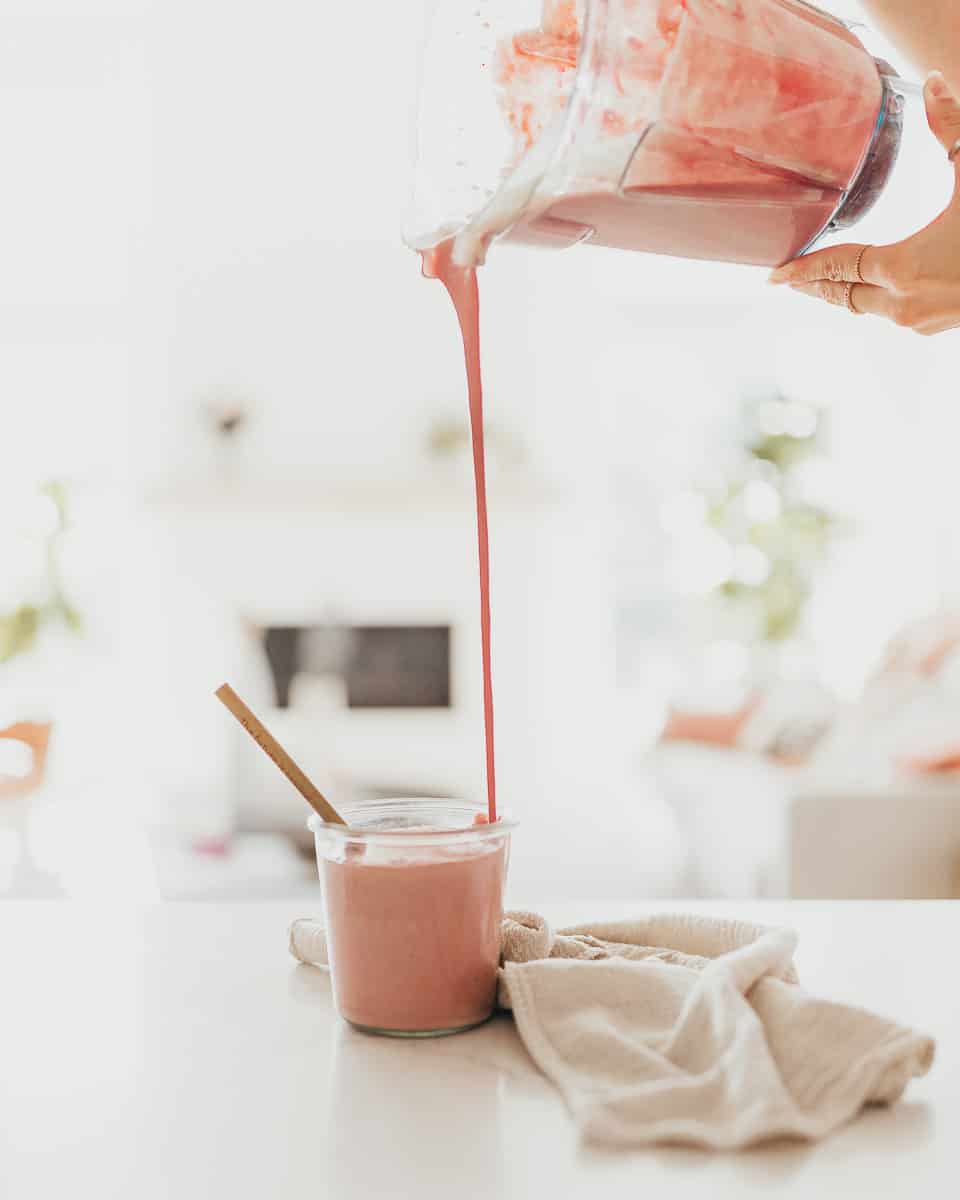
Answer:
[0,1,152,489]
[142,0,539,479]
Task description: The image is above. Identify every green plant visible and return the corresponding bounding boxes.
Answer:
[706,393,839,644]
[0,480,81,665]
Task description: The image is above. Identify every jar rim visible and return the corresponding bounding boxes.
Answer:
[308,797,516,845]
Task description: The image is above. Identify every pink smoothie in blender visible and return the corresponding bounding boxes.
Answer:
[407,0,905,269]
[497,0,896,265]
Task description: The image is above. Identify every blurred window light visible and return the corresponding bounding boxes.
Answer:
[0,539,43,610]
[741,479,781,524]
[732,544,771,587]
[0,486,62,542]
[0,741,34,780]
[667,530,733,595]
[703,639,750,684]
[753,398,818,441]
[659,490,707,535]
[0,835,21,873]
[781,401,818,439]
[790,459,841,506]
[756,399,788,436]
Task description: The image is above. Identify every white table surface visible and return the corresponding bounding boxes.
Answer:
[0,900,955,1199]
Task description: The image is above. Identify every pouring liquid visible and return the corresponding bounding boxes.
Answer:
[421,243,497,824]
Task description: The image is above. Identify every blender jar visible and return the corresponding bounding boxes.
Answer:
[406,1,921,268]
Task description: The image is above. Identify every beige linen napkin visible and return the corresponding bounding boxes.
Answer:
[289,911,934,1150]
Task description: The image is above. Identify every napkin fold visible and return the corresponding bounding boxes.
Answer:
[288,911,934,1149]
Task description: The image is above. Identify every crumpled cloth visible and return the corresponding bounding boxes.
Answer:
[289,910,934,1150]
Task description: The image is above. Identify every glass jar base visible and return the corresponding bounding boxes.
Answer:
[345,1013,494,1039]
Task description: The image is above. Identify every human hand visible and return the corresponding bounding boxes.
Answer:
[768,72,960,336]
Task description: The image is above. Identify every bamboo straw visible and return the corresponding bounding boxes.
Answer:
[215,682,346,825]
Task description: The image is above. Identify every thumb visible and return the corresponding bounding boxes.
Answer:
[924,71,960,160]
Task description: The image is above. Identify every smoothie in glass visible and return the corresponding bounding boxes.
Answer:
[311,801,513,1037]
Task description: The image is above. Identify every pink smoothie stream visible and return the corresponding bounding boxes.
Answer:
[422,241,497,826]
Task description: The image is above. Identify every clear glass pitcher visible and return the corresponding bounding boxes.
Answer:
[405,0,923,268]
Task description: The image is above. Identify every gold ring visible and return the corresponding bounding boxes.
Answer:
[949,138,960,162]
[854,245,868,284]
[844,282,862,315]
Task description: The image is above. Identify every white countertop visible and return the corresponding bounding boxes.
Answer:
[0,900,955,1199]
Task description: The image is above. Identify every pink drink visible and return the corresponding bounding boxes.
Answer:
[493,0,891,266]
[322,847,505,1033]
[519,178,841,266]
[312,803,512,1037]
[422,241,497,825]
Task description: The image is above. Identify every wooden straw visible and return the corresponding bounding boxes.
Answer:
[215,683,346,825]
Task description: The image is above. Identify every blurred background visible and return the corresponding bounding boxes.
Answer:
[4,0,960,903]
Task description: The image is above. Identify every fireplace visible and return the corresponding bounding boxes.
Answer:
[263,624,452,710]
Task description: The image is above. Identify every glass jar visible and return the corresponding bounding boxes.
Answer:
[310,799,516,1037]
